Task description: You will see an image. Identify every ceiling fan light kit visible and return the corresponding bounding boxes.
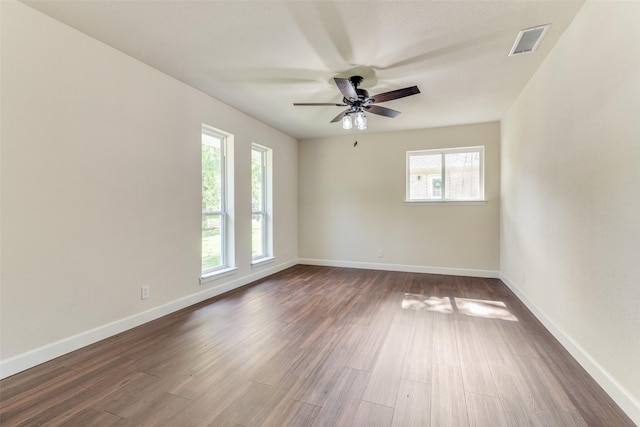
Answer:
[342,114,353,130]
[354,111,367,130]
[294,75,420,131]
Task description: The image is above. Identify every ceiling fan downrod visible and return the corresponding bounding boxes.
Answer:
[348,76,369,102]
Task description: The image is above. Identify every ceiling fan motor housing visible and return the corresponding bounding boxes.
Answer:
[356,88,369,100]
[344,89,370,106]
[342,76,370,107]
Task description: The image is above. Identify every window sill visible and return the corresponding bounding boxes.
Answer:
[404,200,487,206]
[251,256,276,268]
[200,267,238,285]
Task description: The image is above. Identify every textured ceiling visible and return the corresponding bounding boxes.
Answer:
[23,0,584,140]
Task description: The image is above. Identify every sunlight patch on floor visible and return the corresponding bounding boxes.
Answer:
[402,294,453,313]
[402,293,518,321]
[454,298,518,321]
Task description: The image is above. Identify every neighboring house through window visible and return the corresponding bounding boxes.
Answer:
[407,146,484,202]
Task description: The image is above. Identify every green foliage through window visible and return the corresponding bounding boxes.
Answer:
[251,145,269,260]
[202,129,225,273]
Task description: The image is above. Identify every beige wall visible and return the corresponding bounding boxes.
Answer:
[0,1,298,370]
[501,1,640,419]
[298,122,500,275]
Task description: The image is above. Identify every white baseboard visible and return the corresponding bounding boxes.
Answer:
[0,259,298,380]
[299,258,500,279]
[499,273,640,425]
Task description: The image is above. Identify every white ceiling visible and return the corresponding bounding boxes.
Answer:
[23,0,584,140]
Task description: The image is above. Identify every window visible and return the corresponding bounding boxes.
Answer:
[201,127,229,275]
[407,146,484,202]
[251,144,272,262]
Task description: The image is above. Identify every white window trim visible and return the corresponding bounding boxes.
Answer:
[201,125,234,278]
[251,143,272,262]
[251,256,276,268]
[406,146,485,203]
[404,200,487,206]
[200,267,238,285]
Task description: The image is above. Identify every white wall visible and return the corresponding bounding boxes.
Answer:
[501,1,640,421]
[298,122,500,276]
[0,1,298,376]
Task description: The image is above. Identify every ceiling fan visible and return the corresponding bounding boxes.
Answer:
[293,76,420,130]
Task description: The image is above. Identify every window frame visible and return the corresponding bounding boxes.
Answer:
[406,146,485,203]
[201,126,231,278]
[251,143,273,264]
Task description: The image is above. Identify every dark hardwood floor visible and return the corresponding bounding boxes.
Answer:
[0,265,634,426]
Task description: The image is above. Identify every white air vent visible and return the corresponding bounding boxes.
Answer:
[509,24,551,56]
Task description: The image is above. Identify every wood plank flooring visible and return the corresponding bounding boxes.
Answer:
[0,265,634,426]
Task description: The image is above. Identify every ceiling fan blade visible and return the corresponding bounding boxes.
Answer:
[330,109,349,123]
[370,86,420,103]
[293,103,346,106]
[334,78,358,101]
[365,104,401,118]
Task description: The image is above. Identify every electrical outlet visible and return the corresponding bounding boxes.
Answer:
[141,286,150,300]
[377,249,384,258]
